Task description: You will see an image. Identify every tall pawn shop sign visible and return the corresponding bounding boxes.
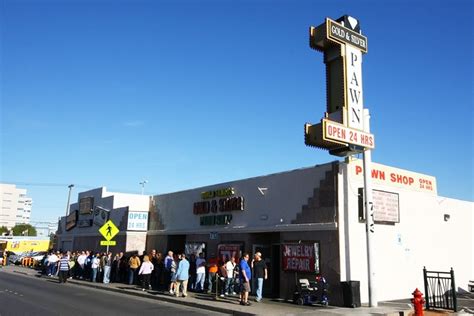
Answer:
[304,15,375,156]
[304,15,379,307]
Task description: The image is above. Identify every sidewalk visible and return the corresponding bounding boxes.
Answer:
[4,265,462,316]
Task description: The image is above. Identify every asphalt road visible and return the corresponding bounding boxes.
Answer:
[0,272,228,316]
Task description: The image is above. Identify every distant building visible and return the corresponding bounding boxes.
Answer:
[0,183,33,229]
[31,221,57,238]
[56,187,150,253]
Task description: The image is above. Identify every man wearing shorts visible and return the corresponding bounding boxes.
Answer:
[239,253,251,306]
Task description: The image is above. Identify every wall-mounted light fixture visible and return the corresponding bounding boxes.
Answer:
[257,187,268,196]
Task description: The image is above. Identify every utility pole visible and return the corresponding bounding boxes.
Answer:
[363,109,377,307]
[65,184,74,217]
[139,180,148,195]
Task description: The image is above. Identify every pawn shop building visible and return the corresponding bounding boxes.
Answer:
[146,159,473,305]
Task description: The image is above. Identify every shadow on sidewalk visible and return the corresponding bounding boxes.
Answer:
[267,298,337,310]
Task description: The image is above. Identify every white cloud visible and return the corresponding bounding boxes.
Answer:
[123,120,145,127]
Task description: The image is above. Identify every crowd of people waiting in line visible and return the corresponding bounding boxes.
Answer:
[41,249,268,306]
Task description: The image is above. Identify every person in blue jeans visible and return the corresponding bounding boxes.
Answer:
[102,252,112,284]
[194,253,206,292]
[47,251,59,276]
[224,256,237,295]
[128,253,141,285]
[252,252,267,302]
[91,253,100,282]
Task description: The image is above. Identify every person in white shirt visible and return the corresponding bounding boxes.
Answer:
[76,251,87,279]
[138,255,154,291]
[225,256,237,295]
[47,252,59,276]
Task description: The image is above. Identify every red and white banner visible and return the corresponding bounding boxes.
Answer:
[217,244,242,263]
[349,159,437,194]
[323,119,375,149]
[282,243,319,273]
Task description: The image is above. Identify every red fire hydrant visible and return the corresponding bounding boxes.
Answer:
[411,288,425,316]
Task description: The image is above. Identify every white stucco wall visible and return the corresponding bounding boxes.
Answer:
[106,191,150,211]
[340,159,473,303]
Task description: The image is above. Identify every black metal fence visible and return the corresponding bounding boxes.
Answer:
[423,267,457,312]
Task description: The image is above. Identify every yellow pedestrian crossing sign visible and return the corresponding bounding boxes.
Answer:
[99,220,119,241]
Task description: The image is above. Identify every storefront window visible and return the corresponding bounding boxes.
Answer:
[185,242,206,257]
[282,242,320,274]
[217,243,243,262]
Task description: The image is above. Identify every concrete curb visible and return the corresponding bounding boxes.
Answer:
[62,279,415,316]
[8,268,415,316]
[67,279,253,316]
[8,269,249,315]
[12,270,30,276]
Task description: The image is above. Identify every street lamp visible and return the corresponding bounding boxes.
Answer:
[139,180,148,195]
[65,184,74,217]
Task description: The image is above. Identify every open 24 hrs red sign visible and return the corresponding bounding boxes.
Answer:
[323,119,375,149]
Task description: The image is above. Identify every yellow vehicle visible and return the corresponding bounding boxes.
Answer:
[0,237,50,265]
[0,238,50,253]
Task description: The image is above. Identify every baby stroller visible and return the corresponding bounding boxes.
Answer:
[293,274,328,306]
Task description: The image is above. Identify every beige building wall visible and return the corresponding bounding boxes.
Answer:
[0,183,32,229]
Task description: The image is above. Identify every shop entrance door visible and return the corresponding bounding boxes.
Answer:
[252,244,272,298]
[167,235,186,253]
[271,244,281,298]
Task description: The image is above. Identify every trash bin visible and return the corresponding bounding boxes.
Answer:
[341,281,361,308]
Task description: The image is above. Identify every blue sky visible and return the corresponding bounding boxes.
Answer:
[1,0,473,223]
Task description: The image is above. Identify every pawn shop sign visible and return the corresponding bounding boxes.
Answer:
[305,15,375,156]
[99,220,119,241]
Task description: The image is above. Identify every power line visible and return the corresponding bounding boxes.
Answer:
[1,181,93,189]
[1,181,147,195]
[29,220,58,224]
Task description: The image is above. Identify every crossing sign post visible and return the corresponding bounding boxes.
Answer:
[99,220,119,252]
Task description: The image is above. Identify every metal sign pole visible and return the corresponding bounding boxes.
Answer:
[65,184,74,217]
[363,109,377,307]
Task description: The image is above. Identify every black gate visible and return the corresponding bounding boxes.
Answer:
[423,267,457,312]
